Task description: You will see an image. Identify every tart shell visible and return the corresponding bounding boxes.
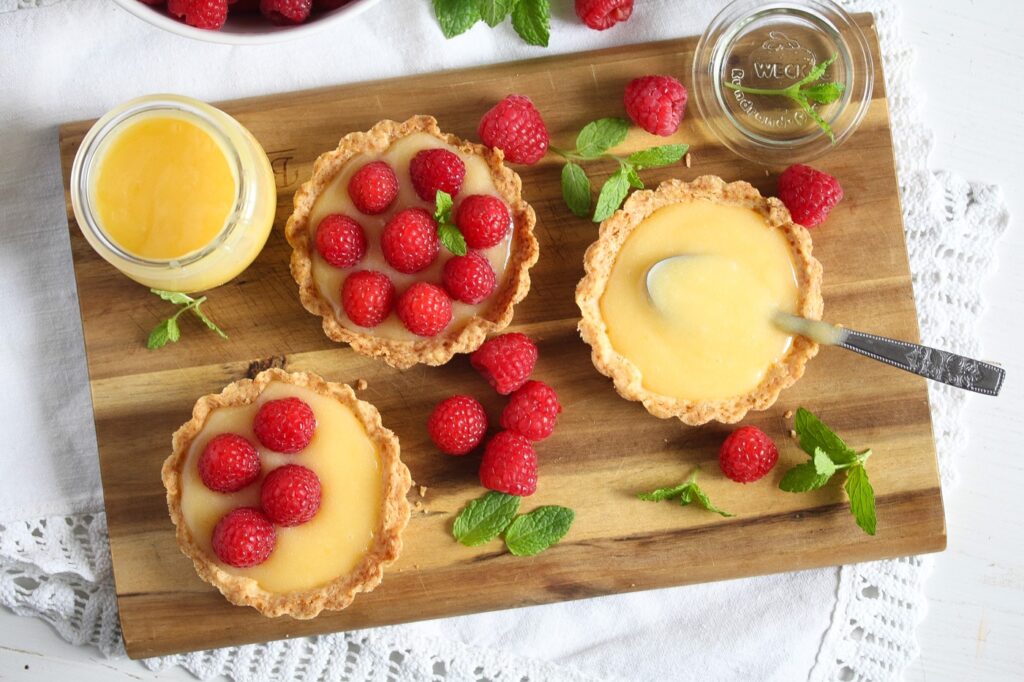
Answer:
[575,175,824,425]
[285,115,539,370]
[161,368,411,619]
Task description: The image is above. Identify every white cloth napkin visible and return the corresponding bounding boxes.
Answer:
[0,1,1009,681]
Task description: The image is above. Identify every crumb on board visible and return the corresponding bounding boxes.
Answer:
[355,379,368,390]
[684,153,692,168]
[413,501,424,512]
[790,429,798,439]
[784,410,794,419]
[419,485,428,498]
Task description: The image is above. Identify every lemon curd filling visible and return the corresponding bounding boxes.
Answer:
[307,132,513,341]
[90,112,238,261]
[600,200,800,401]
[179,382,383,594]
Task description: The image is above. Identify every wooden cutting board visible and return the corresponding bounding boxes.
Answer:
[58,12,944,659]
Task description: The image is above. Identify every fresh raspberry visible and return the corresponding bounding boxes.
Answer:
[477,95,550,165]
[409,149,466,202]
[442,252,497,304]
[198,433,261,493]
[211,507,276,568]
[168,0,227,29]
[575,0,633,30]
[259,0,310,24]
[315,214,367,268]
[253,397,316,454]
[341,270,395,328]
[260,464,322,527]
[396,282,452,337]
[624,75,688,137]
[470,333,538,395]
[719,426,779,483]
[777,164,844,228]
[455,195,512,249]
[381,208,440,274]
[479,431,538,496]
[427,395,488,455]
[347,161,399,215]
[500,380,562,441]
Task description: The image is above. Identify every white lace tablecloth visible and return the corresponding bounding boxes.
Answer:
[0,0,1009,680]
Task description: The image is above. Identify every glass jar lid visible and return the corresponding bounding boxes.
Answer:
[692,0,874,165]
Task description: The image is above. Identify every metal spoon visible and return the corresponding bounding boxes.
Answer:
[646,256,1005,396]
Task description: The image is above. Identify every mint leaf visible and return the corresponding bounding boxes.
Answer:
[504,505,574,556]
[687,484,734,518]
[796,53,838,88]
[453,492,521,546]
[479,0,518,26]
[812,447,837,477]
[561,162,591,217]
[592,167,631,222]
[779,461,832,492]
[575,118,629,159]
[192,300,228,339]
[801,82,845,105]
[638,470,732,517]
[147,318,178,350]
[434,189,454,222]
[637,483,689,502]
[794,407,859,464]
[433,190,467,255]
[625,165,644,189]
[150,289,194,306]
[439,223,468,256]
[627,144,688,169]
[433,0,481,38]
[510,0,549,47]
[794,96,836,143]
[845,464,877,535]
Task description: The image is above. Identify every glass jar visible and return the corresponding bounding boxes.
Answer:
[692,0,874,165]
[70,94,277,293]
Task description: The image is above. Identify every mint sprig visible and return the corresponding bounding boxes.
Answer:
[147,289,228,350]
[433,0,550,47]
[452,492,575,556]
[552,117,688,222]
[723,53,845,143]
[434,190,468,256]
[779,407,877,535]
[637,469,734,517]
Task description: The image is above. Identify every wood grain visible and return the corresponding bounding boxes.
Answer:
[57,13,945,660]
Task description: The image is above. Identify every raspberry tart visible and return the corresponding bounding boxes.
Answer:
[161,368,411,618]
[576,176,823,425]
[286,115,539,369]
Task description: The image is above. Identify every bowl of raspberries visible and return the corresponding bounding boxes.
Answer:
[115,0,380,43]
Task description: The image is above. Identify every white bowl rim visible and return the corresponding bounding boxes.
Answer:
[110,0,383,45]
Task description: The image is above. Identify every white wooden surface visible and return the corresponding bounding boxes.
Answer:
[1,1,1022,680]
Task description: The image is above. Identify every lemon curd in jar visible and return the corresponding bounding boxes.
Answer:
[71,95,276,293]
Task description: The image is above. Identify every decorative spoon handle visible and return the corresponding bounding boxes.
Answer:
[838,330,1005,396]
[772,313,1005,396]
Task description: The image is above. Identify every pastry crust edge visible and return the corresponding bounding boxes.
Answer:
[285,115,539,370]
[161,368,412,619]
[575,175,824,425]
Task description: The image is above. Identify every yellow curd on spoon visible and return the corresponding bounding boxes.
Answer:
[600,200,800,401]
